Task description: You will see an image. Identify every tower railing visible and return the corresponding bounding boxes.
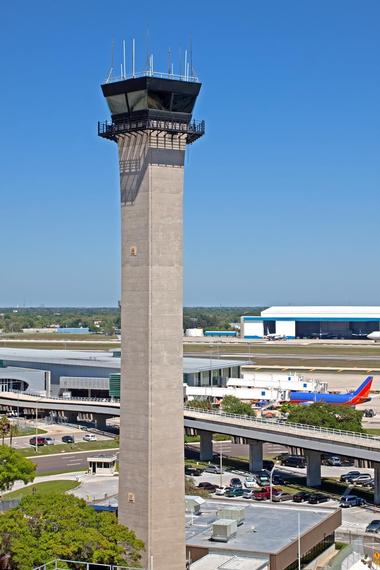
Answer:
[98,118,205,143]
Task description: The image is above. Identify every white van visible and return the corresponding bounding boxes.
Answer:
[83,433,97,442]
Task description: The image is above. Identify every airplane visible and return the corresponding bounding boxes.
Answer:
[368,331,380,342]
[265,333,287,341]
[289,376,373,406]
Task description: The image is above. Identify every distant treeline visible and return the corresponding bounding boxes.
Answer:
[183,307,265,331]
[0,306,265,334]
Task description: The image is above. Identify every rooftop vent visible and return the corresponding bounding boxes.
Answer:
[217,506,245,526]
[211,519,237,542]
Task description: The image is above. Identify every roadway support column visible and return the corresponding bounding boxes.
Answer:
[94,416,107,430]
[374,463,380,505]
[249,440,263,472]
[305,450,321,487]
[199,431,213,461]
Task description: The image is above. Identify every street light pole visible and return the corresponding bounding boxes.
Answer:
[219,444,223,489]
[35,405,38,453]
[270,461,278,502]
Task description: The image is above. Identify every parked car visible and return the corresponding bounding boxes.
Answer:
[326,456,341,466]
[83,433,97,442]
[185,466,203,476]
[281,456,306,468]
[29,436,47,447]
[62,435,74,444]
[362,479,374,488]
[263,460,274,471]
[252,486,281,501]
[272,491,293,502]
[197,482,217,492]
[339,495,366,508]
[350,474,372,485]
[308,493,329,504]
[292,492,311,503]
[366,520,380,534]
[250,470,270,485]
[244,476,260,489]
[340,471,361,483]
[44,437,55,445]
[225,486,244,498]
[272,474,284,485]
[204,465,223,474]
[340,457,355,467]
[230,477,242,488]
[243,489,254,499]
[215,486,228,496]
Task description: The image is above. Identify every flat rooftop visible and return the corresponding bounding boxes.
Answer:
[0,348,246,373]
[186,500,335,555]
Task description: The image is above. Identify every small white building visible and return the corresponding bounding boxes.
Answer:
[87,454,117,476]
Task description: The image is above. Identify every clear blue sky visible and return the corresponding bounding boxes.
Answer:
[1,1,379,307]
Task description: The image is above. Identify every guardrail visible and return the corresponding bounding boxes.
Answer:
[34,561,140,570]
[184,406,380,443]
[5,391,120,404]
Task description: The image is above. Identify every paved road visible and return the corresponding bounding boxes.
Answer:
[31,449,119,473]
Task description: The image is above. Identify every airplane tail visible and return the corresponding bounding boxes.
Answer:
[350,376,373,404]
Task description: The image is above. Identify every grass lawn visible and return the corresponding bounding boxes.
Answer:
[13,427,47,437]
[21,439,119,457]
[367,429,380,436]
[3,480,80,501]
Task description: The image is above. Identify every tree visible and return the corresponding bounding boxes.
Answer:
[187,399,211,410]
[0,419,10,446]
[221,395,255,417]
[0,446,35,493]
[0,494,144,570]
[286,403,363,432]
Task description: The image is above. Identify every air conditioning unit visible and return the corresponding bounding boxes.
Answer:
[185,495,204,515]
[211,519,237,542]
[217,506,245,526]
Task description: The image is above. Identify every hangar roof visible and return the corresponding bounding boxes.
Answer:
[260,306,380,320]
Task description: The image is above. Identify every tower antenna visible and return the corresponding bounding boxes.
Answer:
[123,39,126,78]
[106,38,115,83]
[189,36,193,79]
[132,38,136,77]
[168,48,172,75]
[184,49,187,80]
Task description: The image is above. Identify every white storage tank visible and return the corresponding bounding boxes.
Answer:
[185,328,204,337]
[211,519,237,542]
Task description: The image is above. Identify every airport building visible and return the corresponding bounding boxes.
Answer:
[0,348,245,398]
[241,306,380,339]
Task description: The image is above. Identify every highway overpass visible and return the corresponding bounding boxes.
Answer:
[1,391,380,502]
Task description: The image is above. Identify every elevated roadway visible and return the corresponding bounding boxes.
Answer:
[2,391,380,501]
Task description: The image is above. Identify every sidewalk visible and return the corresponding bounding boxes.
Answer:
[3,471,119,502]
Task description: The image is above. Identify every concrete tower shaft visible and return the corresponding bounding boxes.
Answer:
[99,73,204,570]
[119,132,185,570]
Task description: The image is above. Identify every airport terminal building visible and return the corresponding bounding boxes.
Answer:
[241,306,380,339]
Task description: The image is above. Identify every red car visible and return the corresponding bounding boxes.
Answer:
[252,486,281,501]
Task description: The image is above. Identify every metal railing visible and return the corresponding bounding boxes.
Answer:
[34,561,140,570]
[3,390,120,404]
[98,118,205,139]
[184,406,380,443]
[106,70,199,83]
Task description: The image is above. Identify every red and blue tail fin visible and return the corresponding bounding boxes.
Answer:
[350,376,373,404]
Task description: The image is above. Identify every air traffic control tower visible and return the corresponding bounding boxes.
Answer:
[98,67,204,570]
